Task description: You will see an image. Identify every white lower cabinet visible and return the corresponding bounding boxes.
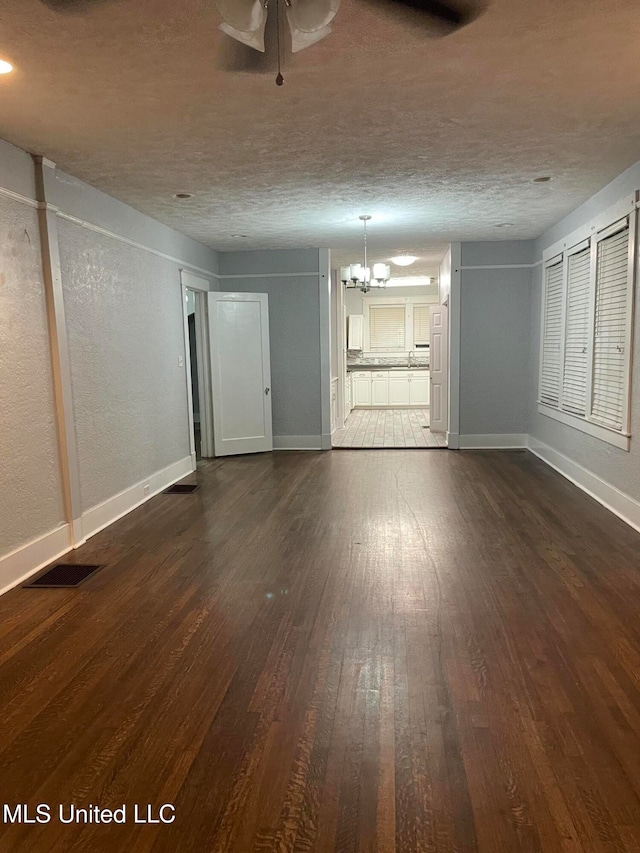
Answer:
[345,373,353,415]
[388,374,411,405]
[352,372,372,406]
[349,369,430,407]
[371,372,389,405]
[409,371,430,406]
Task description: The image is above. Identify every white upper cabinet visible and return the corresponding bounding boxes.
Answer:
[347,315,364,350]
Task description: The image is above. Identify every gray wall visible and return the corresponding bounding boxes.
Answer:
[0,137,219,572]
[0,190,65,555]
[58,220,195,510]
[52,167,218,512]
[217,249,324,442]
[530,162,640,501]
[458,241,534,436]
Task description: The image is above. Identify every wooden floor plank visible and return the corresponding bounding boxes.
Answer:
[0,450,640,850]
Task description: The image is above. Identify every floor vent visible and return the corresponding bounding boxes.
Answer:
[24,564,102,589]
[164,484,199,494]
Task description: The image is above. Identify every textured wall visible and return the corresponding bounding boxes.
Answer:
[530,164,640,499]
[59,220,192,511]
[0,196,65,554]
[460,266,532,435]
[218,250,322,439]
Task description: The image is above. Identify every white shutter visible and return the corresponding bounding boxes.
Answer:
[591,222,630,431]
[413,305,430,345]
[369,305,406,350]
[561,246,591,416]
[540,258,564,407]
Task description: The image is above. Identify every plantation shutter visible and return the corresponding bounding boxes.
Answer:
[591,222,630,430]
[540,258,564,407]
[369,305,406,350]
[561,246,591,416]
[413,305,430,345]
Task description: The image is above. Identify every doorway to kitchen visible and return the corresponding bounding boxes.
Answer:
[331,281,449,449]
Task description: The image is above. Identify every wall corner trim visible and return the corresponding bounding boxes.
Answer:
[0,524,72,597]
[528,437,640,534]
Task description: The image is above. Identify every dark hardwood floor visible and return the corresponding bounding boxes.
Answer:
[1,449,640,851]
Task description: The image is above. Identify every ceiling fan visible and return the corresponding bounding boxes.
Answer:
[39,0,484,84]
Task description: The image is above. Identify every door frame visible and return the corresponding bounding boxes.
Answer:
[181,270,214,465]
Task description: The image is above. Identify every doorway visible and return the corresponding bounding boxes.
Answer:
[181,271,214,465]
[330,275,449,449]
[186,290,202,458]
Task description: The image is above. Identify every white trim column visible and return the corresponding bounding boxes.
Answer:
[447,242,462,449]
[319,248,333,450]
[33,155,85,546]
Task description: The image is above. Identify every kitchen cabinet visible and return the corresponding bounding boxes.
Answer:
[347,315,364,351]
[345,372,353,415]
[349,369,430,408]
[371,371,389,406]
[409,371,430,406]
[388,373,411,405]
[352,371,371,406]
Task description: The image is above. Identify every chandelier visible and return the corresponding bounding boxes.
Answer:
[340,216,391,293]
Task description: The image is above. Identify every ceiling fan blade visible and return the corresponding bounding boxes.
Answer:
[362,0,482,31]
[216,7,282,74]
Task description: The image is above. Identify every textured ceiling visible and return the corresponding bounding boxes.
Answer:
[1,0,640,275]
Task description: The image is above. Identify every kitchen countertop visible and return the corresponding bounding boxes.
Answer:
[347,364,429,372]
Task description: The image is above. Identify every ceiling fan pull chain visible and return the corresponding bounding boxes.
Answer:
[275,0,284,86]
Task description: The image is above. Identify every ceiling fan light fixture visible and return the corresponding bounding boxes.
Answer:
[390,255,418,267]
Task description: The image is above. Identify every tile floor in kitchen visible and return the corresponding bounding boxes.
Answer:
[332,408,448,448]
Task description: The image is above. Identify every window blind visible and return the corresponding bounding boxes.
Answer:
[413,305,430,345]
[591,223,630,430]
[540,259,564,407]
[561,247,591,416]
[369,305,406,350]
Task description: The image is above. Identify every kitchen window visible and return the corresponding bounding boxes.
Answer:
[369,305,406,350]
[363,297,436,353]
[538,205,636,450]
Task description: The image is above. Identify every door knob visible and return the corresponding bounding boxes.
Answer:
[265,387,270,395]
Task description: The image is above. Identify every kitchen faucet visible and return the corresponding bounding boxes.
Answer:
[407,350,416,368]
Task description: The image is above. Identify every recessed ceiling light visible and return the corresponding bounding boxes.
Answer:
[390,255,418,266]
[533,176,553,183]
[495,223,514,228]
[231,234,249,238]
[0,60,14,75]
[174,192,192,199]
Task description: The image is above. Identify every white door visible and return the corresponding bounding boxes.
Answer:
[208,292,273,456]
[430,304,448,433]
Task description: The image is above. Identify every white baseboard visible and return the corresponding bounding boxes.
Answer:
[528,437,640,535]
[0,524,72,597]
[273,435,322,451]
[81,455,194,541]
[459,434,529,450]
